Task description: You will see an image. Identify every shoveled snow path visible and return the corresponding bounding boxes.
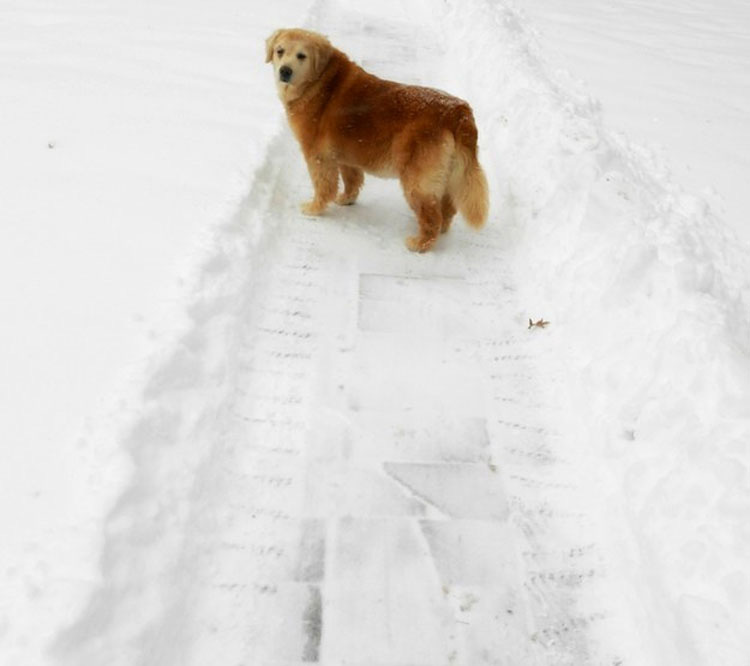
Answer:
[53,4,628,665]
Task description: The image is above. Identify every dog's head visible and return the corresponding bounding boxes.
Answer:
[266,29,333,102]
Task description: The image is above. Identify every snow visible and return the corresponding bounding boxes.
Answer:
[1,0,749,664]
[509,0,750,246]
[0,0,306,661]
[442,2,750,660]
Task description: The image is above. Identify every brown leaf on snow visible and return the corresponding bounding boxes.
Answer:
[528,318,550,330]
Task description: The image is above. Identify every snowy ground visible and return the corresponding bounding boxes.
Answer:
[0,0,304,660]
[512,0,750,246]
[2,0,750,664]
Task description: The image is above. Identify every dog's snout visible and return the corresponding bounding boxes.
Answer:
[279,65,293,82]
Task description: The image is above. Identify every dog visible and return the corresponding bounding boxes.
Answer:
[265,28,489,252]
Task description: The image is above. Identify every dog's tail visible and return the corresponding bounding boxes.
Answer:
[450,111,489,229]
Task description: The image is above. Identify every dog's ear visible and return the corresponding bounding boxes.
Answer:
[310,35,333,76]
[265,30,283,63]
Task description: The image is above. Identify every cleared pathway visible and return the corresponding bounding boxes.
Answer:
[53,3,618,664]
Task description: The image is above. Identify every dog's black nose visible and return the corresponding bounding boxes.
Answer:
[279,66,293,83]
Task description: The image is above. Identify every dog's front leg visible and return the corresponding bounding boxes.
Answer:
[301,156,338,216]
[336,165,364,205]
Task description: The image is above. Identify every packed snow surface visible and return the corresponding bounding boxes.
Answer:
[1,0,749,664]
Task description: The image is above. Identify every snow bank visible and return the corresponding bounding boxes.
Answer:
[0,0,304,663]
[443,1,750,663]
[511,0,750,245]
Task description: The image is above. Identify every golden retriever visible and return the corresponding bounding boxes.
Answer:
[266,28,488,252]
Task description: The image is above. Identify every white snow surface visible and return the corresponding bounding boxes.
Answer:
[511,0,750,246]
[2,0,750,665]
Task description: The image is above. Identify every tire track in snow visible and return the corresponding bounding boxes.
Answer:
[52,2,624,665]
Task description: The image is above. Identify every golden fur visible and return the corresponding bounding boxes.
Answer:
[266,28,489,252]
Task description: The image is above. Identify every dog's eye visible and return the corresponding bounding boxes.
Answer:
[276,48,284,57]
[297,53,307,61]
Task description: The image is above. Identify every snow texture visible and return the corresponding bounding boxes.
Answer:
[1,0,749,665]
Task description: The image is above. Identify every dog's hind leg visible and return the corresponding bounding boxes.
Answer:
[403,189,443,253]
[440,194,457,233]
[400,131,453,251]
[336,165,364,206]
[301,157,339,216]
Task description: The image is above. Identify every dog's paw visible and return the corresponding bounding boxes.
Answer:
[300,200,326,216]
[335,193,357,206]
[405,235,436,253]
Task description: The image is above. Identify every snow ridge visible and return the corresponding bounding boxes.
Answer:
[51,131,291,664]
[441,1,750,663]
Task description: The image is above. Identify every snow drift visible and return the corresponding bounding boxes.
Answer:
[441,1,750,663]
